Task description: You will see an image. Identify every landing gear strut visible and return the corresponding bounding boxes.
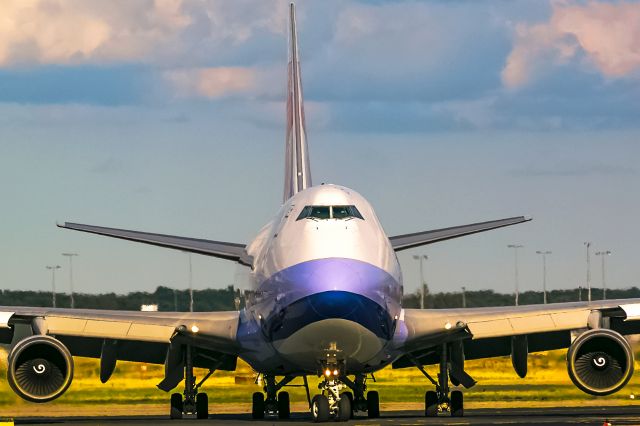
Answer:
[309,345,355,422]
[414,344,464,418]
[312,369,351,422]
[170,345,213,419]
[251,375,295,419]
[341,373,379,418]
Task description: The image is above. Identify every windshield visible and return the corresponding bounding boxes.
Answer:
[297,205,364,221]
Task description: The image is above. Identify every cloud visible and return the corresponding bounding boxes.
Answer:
[306,1,508,102]
[0,0,287,67]
[164,67,257,99]
[503,0,640,88]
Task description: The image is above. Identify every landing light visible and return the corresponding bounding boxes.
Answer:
[325,369,331,377]
[191,325,200,333]
[333,369,339,376]
[444,322,452,330]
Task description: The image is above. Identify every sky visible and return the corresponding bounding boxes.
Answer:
[0,0,639,300]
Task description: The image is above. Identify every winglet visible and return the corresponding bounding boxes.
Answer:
[283,2,312,202]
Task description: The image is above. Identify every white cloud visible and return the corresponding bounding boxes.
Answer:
[503,0,640,88]
[0,0,287,67]
[164,67,257,99]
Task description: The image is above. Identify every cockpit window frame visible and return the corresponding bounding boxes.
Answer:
[296,205,364,221]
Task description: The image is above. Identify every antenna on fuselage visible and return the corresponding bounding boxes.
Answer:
[283,2,312,203]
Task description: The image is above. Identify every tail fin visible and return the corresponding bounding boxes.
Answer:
[284,3,312,202]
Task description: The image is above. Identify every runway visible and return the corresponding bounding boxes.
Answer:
[10,406,640,426]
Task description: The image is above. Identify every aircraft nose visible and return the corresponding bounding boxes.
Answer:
[308,291,359,319]
[266,291,393,342]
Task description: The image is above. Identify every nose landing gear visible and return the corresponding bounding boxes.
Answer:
[310,345,353,422]
[312,365,351,422]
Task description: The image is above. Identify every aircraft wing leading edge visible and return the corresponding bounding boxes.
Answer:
[58,222,251,265]
[395,299,640,369]
[0,306,240,390]
[389,216,531,251]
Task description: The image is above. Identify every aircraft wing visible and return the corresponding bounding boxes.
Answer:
[58,222,252,265]
[389,216,531,251]
[0,306,240,390]
[394,299,640,370]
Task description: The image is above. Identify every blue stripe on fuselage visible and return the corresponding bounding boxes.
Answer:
[264,290,394,341]
[250,257,402,343]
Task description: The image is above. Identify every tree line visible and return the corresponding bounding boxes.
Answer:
[1,285,639,311]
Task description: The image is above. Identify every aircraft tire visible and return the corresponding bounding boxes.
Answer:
[196,393,209,419]
[170,393,183,419]
[366,391,380,418]
[312,394,330,422]
[252,392,265,419]
[337,394,351,422]
[343,391,354,418]
[278,391,290,419]
[451,390,463,417]
[425,391,438,417]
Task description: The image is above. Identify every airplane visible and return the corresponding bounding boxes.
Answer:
[2,3,640,422]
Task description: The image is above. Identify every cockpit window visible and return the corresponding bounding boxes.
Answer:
[296,205,364,221]
[332,205,364,220]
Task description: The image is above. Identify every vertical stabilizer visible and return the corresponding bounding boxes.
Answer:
[284,3,312,202]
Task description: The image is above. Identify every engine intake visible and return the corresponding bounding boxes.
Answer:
[7,335,74,403]
[567,328,633,396]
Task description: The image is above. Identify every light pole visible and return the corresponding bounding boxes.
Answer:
[461,286,467,308]
[62,253,78,308]
[186,252,194,312]
[173,288,178,312]
[578,285,582,302]
[535,251,552,304]
[584,242,592,303]
[595,250,612,300]
[412,255,429,309]
[46,265,61,308]
[507,244,523,306]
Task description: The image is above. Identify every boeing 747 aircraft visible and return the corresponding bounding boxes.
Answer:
[3,3,640,422]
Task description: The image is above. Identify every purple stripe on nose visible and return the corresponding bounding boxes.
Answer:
[259,257,399,311]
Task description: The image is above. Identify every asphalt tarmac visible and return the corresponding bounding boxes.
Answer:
[9,406,640,426]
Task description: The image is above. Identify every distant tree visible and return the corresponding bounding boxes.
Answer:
[1,285,638,311]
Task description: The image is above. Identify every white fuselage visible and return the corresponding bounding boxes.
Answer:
[237,184,404,374]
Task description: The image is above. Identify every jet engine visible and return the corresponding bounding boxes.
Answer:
[567,328,633,396]
[7,335,74,402]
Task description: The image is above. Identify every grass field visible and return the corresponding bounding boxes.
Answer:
[2,347,640,416]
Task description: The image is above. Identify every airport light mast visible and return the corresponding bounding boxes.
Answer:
[186,252,194,312]
[46,265,61,308]
[412,254,428,309]
[595,250,612,300]
[62,253,78,308]
[461,286,467,308]
[507,244,523,306]
[584,242,592,303]
[536,251,552,304]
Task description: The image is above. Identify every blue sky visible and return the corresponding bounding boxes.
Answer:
[0,0,639,299]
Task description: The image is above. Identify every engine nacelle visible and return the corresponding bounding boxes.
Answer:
[567,328,633,396]
[7,335,74,403]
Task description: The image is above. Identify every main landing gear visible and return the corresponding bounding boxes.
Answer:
[413,343,466,418]
[341,373,379,419]
[170,345,214,419]
[251,375,300,419]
